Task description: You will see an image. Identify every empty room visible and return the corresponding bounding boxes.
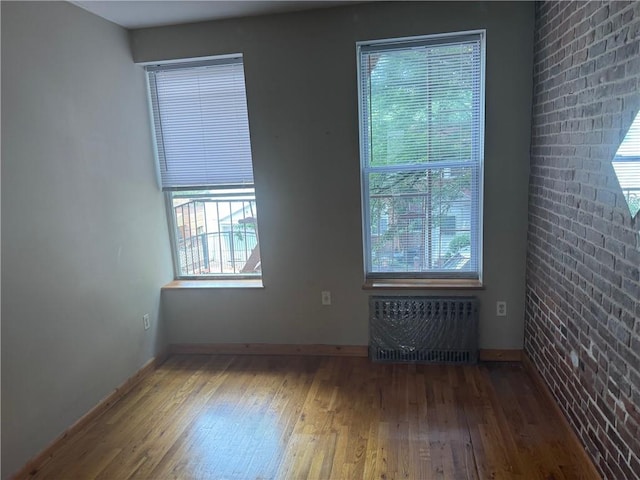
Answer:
[2,1,639,479]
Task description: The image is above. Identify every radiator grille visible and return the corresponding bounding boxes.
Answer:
[369,296,479,365]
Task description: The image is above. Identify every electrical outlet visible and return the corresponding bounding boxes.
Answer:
[143,314,150,330]
[496,301,507,317]
[321,291,331,305]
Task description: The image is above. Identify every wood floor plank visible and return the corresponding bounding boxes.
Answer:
[30,356,213,480]
[95,356,231,480]
[24,357,601,480]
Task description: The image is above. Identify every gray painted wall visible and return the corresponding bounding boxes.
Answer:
[132,2,535,350]
[1,2,173,477]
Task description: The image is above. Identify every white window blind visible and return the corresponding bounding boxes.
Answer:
[147,57,255,190]
[358,32,485,279]
[615,111,640,158]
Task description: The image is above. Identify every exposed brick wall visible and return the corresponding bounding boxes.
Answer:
[525,1,640,478]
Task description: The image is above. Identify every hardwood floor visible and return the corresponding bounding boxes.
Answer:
[25,355,598,480]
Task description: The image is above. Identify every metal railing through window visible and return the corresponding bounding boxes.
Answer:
[171,192,260,277]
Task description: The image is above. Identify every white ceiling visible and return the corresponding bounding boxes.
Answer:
[72,1,362,29]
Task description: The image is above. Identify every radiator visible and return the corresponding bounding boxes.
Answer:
[369,296,479,365]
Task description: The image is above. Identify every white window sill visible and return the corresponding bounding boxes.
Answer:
[363,278,483,290]
[162,279,264,290]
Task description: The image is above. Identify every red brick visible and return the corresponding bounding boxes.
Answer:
[526,2,640,478]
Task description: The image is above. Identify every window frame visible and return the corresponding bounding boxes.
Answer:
[356,30,486,284]
[144,55,262,281]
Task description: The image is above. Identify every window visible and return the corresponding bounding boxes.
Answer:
[357,31,485,282]
[146,56,261,278]
[611,110,640,222]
